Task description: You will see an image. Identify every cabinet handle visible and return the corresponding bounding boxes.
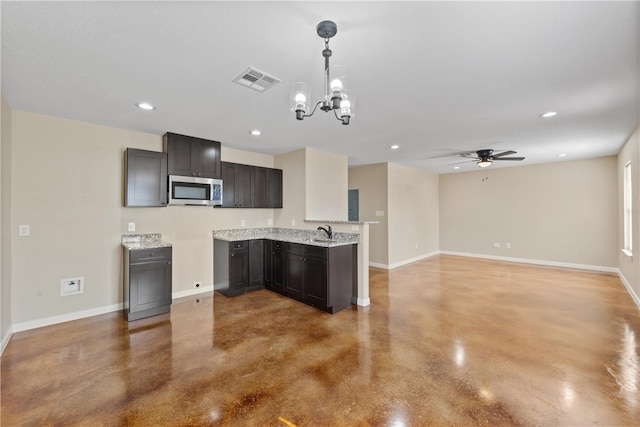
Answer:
[167,261,171,265]
[231,253,234,257]
[192,172,196,176]
[149,253,154,257]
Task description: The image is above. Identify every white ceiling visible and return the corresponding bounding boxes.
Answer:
[2,1,638,174]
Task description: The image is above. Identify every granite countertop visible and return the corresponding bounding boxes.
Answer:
[122,233,172,250]
[304,219,379,225]
[213,227,359,248]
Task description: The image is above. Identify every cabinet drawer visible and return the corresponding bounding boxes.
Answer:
[231,241,248,251]
[285,242,306,256]
[130,247,172,263]
[306,246,327,259]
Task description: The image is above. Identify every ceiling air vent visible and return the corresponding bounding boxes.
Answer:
[232,67,281,92]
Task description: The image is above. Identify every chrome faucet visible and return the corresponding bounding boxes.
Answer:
[317,225,332,239]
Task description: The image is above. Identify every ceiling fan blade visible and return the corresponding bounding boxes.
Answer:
[448,159,476,166]
[494,157,525,161]
[492,150,517,158]
[459,153,480,159]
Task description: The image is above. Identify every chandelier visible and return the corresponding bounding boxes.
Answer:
[290,20,356,125]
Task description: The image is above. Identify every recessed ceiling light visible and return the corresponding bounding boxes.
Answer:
[136,102,155,110]
[558,153,567,157]
[453,166,460,170]
[540,111,557,118]
[390,145,400,150]
[250,130,262,136]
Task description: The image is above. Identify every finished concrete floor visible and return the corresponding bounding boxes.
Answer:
[2,255,640,426]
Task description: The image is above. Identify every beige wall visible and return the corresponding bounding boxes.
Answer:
[348,163,389,265]
[348,162,439,268]
[305,148,348,221]
[618,127,640,303]
[275,147,349,228]
[1,97,13,343]
[440,157,618,268]
[387,163,440,266]
[9,111,275,328]
[274,149,306,229]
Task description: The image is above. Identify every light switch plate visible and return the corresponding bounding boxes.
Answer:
[128,222,135,232]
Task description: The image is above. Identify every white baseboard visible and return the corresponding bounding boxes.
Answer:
[172,285,214,300]
[11,286,217,334]
[356,297,370,306]
[369,251,439,270]
[12,303,124,333]
[439,251,619,273]
[1,326,13,356]
[617,269,640,311]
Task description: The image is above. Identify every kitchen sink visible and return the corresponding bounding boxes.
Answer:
[312,238,334,243]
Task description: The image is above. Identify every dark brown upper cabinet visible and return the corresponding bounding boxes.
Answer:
[124,148,168,207]
[163,132,221,179]
[265,168,283,208]
[254,167,283,208]
[221,162,254,208]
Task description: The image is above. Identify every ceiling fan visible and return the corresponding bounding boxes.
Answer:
[450,149,525,168]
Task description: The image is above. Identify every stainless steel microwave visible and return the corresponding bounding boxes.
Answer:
[168,175,222,206]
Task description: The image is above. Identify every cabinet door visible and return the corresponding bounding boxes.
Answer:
[229,249,248,296]
[272,244,285,293]
[221,162,237,207]
[130,261,172,313]
[235,164,254,207]
[164,133,194,177]
[248,240,264,289]
[263,240,273,289]
[285,252,305,299]
[266,168,283,208]
[195,139,221,179]
[124,148,168,207]
[253,166,267,208]
[305,256,328,307]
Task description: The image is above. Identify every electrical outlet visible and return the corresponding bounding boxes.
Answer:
[375,210,385,217]
[415,243,419,249]
[268,218,273,226]
[128,222,135,232]
[506,243,511,249]
[291,219,296,227]
[493,242,500,248]
[240,219,246,227]
[351,225,359,231]
[18,224,30,237]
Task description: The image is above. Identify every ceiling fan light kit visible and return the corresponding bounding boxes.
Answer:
[290,20,356,125]
[449,149,526,168]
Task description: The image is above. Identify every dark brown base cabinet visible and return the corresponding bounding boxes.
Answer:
[264,241,285,294]
[283,243,353,314]
[123,247,172,321]
[214,239,265,296]
[215,238,354,314]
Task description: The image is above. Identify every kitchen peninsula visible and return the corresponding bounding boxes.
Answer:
[213,228,359,313]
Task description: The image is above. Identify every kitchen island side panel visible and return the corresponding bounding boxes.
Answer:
[214,239,230,293]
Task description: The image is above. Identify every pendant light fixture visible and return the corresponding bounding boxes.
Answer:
[290,20,356,125]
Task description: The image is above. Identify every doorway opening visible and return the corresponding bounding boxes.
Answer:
[348,189,359,221]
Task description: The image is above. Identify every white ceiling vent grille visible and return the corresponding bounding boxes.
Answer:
[232,67,281,92]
